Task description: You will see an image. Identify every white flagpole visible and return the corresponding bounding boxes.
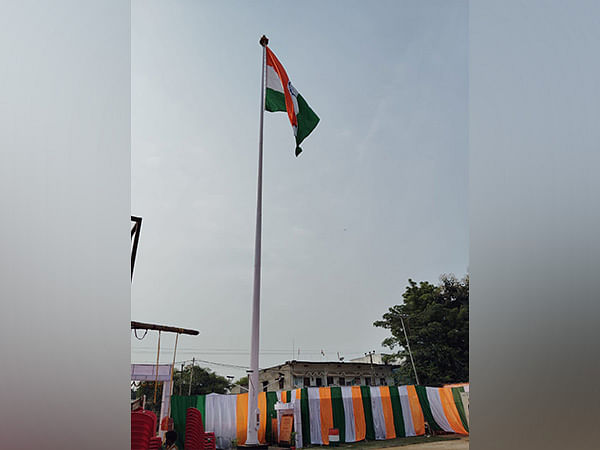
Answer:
[245,34,268,447]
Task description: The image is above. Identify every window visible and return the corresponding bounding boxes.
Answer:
[339,377,345,386]
[364,377,371,386]
[304,377,310,387]
[380,378,386,386]
[327,376,334,386]
[316,377,323,387]
[279,377,285,389]
[353,377,361,386]
[262,381,268,392]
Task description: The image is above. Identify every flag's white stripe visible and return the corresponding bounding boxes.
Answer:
[266,64,284,93]
[369,386,387,440]
[464,385,469,393]
[341,386,356,442]
[307,387,323,445]
[398,386,416,437]
[426,387,454,433]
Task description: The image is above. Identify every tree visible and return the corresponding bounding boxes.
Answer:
[233,376,248,391]
[134,365,232,413]
[374,274,468,386]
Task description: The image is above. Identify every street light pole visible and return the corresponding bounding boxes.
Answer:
[400,315,420,385]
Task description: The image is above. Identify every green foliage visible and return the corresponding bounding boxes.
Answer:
[374,274,469,386]
[135,365,232,413]
[234,375,248,389]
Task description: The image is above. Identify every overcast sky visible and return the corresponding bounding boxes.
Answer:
[131,0,468,380]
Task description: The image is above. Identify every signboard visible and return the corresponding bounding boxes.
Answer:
[279,414,294,444]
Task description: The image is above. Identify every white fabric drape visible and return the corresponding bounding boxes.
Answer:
[398,386,416,436]
[369,386,387,440]
[292,390,303,448]
[307,387,322,445]
[204,393,237,449]
[425,387,453,433]
[340,386,356,442]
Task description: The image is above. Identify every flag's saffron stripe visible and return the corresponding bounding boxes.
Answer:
[265,47,297,128]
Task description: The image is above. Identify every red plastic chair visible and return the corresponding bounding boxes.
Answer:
[148,436,163,449]
[131,409,158,450]
[185,408,216,450]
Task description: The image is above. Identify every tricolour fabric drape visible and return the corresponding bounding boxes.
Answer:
[170,384,468,449]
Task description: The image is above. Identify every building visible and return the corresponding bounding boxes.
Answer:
[251,359,399,392]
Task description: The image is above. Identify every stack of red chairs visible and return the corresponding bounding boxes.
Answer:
[148,436,163,449]
[131,409,157,450]
[185,408,216,450]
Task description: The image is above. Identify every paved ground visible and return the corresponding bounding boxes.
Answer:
[386,437,469,450]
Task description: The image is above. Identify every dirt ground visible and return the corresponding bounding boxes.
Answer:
[386,437,469,450]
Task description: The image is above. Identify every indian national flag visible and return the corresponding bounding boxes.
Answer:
[265,46,320,156]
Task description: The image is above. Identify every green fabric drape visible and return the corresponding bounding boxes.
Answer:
[451,387,469,431]
[330,386,346,443]
[389,386,406,437]
[300,388,311,445]
[415,386,442,432]
[360,386,376,441]
[170,395,201,448]
[265,391,278,443]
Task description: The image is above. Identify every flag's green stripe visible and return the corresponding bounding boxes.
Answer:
[170,395,199,449]
[360,386,376,441]
[415,386,442,432]
[286,390,291,403]
[300,388,311,445]
[330,386,346,443]
[389,387,406,438]
[265,88,286,112]
[295,93,320,147]
[266,391,278,442]
[452,387,469,431]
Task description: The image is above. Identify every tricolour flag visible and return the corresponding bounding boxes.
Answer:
[265,46,320,156]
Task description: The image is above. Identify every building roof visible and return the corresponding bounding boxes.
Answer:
[260,359,400,371]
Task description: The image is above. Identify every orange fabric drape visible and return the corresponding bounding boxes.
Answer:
[439,387,468,435]
[236,393,248,445]
[351,386,366,441]
[407,385,425,435]
[379,386,396,439]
